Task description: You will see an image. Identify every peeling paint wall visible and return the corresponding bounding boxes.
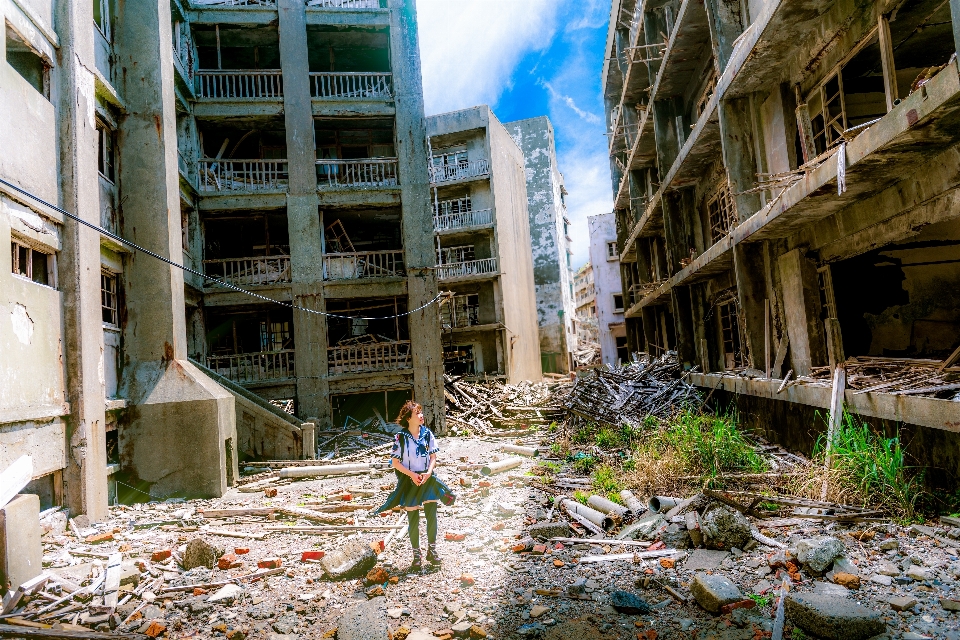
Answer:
[506,117,576,373]
[589,213,627,364]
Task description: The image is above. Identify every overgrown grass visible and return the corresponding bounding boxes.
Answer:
[795,411,925,521]
[663,410,766,478]
[592,464,623,504]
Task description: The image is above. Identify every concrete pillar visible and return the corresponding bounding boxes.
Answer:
[719,97,762,222]
[671,286,696,368]
[642,7,666,87]
[704,0,743,72]
[733,242,767,369]
[951,0,960,57]
[641,307,659,353]
[652,97,682,178]
[54,0,108,519]
[662,189,696,276]
[114,0,236,499]
[689,283,712,371]
[389,0,444,433]
[777,249,826,376]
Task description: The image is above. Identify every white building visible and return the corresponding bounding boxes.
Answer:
[573,263,598,345]
[588,213,628,364]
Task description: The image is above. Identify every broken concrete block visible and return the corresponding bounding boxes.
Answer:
[209,584,243,604]
[690,572,743,613]
[0,494,42,592]
[793,536,844,574]
[182,539,219,570]
[699,505,751,551]
[320,540,376,581]
[889,596,917,611]
[609,590,650,614]
[337,596,388,640]
[660,523,691,549]
[785,593,885,640]
[528,521,571,540]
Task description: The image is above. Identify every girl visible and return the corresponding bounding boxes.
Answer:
[374,401,454,571]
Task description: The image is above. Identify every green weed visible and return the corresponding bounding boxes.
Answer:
[573,454,597,474]
[592,464,623,503]
[574,490,590,505]
[663,410,766,478]
[748,594,771,607]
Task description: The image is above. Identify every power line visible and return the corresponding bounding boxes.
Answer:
[0,177,444,320]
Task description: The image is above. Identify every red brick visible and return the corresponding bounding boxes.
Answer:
[150,550,171,562]
[257,557,282,569]
[234,547,250,555]
[720,600,756,615]
[263,488,278,498]
[459,573,475,586]
[144,621,166,638]
[531,545,547,555]
[445,531,467,541]
[648,541,665,551]
[218,554,240,570]
[491,523,505,531]
[301,550,325,562]
[85,532,114,544]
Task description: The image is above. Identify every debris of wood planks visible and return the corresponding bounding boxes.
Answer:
[443,376,570,436]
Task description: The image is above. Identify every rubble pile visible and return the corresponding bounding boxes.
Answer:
[444,377,570,436]
[572,343,601,368]
[562,352,703,426]
[794,355,960,400]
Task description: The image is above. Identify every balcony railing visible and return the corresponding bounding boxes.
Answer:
[436,258,498,280]
[306,0,382,7]
[207,350,295,384]
[429,159,489,184]
[433,208,492,232]
[316,158,398,188]
[203,255,291,286]
[328,341,411,374]
[323,250,405,280]
[310,72,392,99]
[196,70,283,99]
[440,305,480,329]
[193,0,276,5]
[198,159,288,192]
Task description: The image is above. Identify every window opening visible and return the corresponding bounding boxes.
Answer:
[437,195,472,217]
[6,24,48,97]
[440,294,480,329]
[260,320,292,352]
[443,344,475,375]
[607,241,618,259]
[696,67,718,119]
[431,147,468,171]
[101,271,119,326]
[613,293,625,312]
[98,122,116,183]
[718,300,745,370]
[439,245,475,264]
[11,241,51,286]
[707,181,737,243]
[94,0,110,40]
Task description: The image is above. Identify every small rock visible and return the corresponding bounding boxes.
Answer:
[610,590,650,615]
[387,608,404,619]
[451,621,473,637]
[690,573,743,614]
[271,613,298,635]
[832,572,860,589]
[183,538,219,570]
[660,524,691,549]
[889,596,918,611]
[468,625,486,639]
[879,539,899,551]
[320,540,377,581]
[567,578,587,596]
[906,565,934,581]
[869,573,893,586]
[459,573,475,586]
[877,561,899,576]
[785,592,885,640]
[941,598,960,612]
[365,566,389,585]
[529,605,550,618]
[208,584,243,603]
[793,536,844,574]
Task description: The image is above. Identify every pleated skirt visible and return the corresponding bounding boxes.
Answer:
[374,470,455,514]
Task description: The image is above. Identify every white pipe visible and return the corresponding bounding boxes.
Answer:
[481,457,523,476]
[619,489,646,515]
[587,495,628,520]
[277,463,372,479]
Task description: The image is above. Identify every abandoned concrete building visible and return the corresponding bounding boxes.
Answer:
[588,212,628,365]
[427,106,542,383]
[507,117,578,375]
[574,262,598,347]
[1,0,442,515]
[603,0,960,477]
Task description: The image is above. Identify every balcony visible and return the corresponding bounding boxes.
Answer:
[207,350,295,384]
[433,208,492,232]
[437,258,497,281]
[328,340,411,374]
[193,0,277,5]
[196,70,283,99]
[440,305,479,329]
[316,158,398,189]
[310,72,392,100]
[198,159,288,192]
[306,0,382,6]
[323,250,404,280]
[429,159,489,184]
[203,255,291,286]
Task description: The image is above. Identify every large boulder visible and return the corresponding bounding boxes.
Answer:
[182,538,219,570]
[320,540,377,580]
[690,573,743,614]
[793,536,844,574]
[785,593,885,640]
[699,505,751,550]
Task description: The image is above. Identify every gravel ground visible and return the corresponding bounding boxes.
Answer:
[29,435,960,640]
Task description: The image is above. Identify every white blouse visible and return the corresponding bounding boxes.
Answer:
[391,425,439,473]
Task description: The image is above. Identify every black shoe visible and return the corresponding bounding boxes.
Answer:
[409,549,423,572]
[426,545,440,566]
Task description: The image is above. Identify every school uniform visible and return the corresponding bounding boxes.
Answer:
[374,425,455,512]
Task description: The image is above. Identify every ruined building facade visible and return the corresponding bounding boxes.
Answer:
[604,0,960,461]
[1,0,441,517]
[507,117,577,374]
[588,212,628,365]
[427,106,542,383]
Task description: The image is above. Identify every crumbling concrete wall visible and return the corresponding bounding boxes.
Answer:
[507,117,576,373]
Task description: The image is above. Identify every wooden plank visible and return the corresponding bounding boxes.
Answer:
[200,508,276,518]
[0,456,33,510]
[101,553,121,611]
[938,344,960,373]
[878,15,899,113]
[0,623,149,639]
[201,527,267,540]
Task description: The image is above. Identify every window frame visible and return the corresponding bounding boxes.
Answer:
[101,269,120,327]
[94,0,111,41]
[11,240,55,287]
[97,121,117,183]
[606,241,618,260]
[612,293,625,313]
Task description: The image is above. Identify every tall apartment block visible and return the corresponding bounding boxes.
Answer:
[603,0,960,473]
[507,117,577,374]
[427,106,542,383]
[587,212,628,365]
[574,262,598,347]
[1,0,442,517]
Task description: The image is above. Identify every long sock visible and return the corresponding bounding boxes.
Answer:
[406,509,420,549]
[424,501,438,545]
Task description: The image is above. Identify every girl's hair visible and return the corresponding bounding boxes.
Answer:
[396,400,422,425]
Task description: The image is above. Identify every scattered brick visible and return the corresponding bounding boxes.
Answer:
[218,554,241,570]
[234,547,249,555]
[144,621,167,638]
[445,531,467,541]
[257,557,282,569]
[85,532,114,544]
[720,600,757,615]
[301,550,325,562]
[659,558,675,569]
[150,550,171,562]
[459,573,475,586]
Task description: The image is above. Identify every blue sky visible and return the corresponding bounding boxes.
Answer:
[417,0,613,269]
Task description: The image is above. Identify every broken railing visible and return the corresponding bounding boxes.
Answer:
[207,350,296,384]
[322,250,405,280]
[196,70,283,99]
[440,303,480,329]
[433,208,493,232]
[429,159,489,184]
[305,0,382,7]
[198,159,289,192]
[437,258,497,280]
[316,158,398,188]
[328,341,412,374]
[310,72,392,99]
[203,256,292,286]
[192,0,276,6]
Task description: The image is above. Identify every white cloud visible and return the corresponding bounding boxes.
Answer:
[539,79,602,124]
[416,0,558,115]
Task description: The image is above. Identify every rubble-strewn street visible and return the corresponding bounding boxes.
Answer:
[10,426,960,640]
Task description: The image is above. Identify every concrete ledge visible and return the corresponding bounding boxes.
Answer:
[690,373,960,434]
[193,101,284,118]
[0,403,69,425]
[311,100,395,118]
[188,7,278,25]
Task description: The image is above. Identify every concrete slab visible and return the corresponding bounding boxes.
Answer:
[0,494,42,591]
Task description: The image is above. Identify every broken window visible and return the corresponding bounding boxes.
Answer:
[94,0,111,40]
[97,121,116,183]
[6,23,48,98]
[437,195,472,217]
[695,67,718,119]
[11,241,53,286]
[443,344,476,375]
[195,24,280,70]
[326,297,408,346]
[888,0,956,102]
[260,320,291,352]
[101,271,119,326]
[707,181,737,243]
[431,147,468,171]
[607,241,618,259]
[613,293,625,313]
[316,123,396,160]
[208,310,295,356]
[438,245,475,264]
[440,294,480,329]
[718,300,745,370]
[306,25,391,73]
